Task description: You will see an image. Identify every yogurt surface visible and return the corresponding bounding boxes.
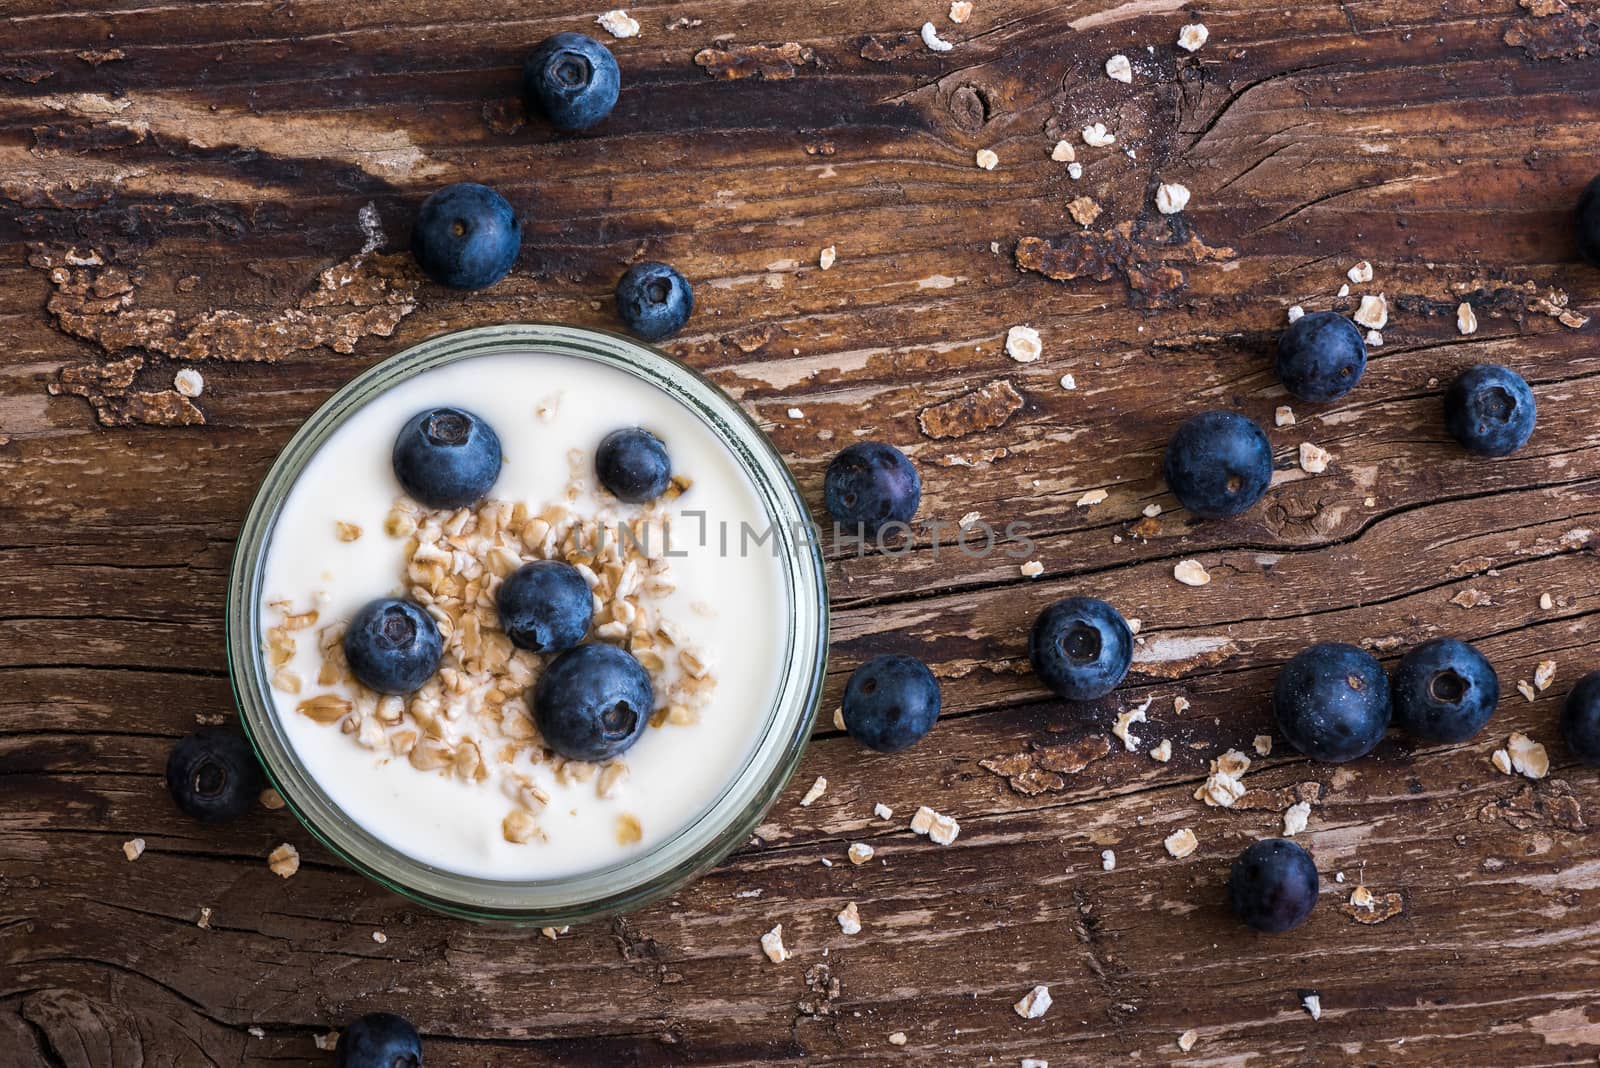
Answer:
[259,350,790,880]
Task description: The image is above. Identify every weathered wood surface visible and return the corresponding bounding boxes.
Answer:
[4,0,1600,1063]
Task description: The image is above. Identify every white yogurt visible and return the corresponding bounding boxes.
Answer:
[260,352,789,880]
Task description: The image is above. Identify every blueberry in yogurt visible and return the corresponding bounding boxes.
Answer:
[615,261,694,341]
[1029,597,1134,701]
[595,427,672,503]
[1276,311,1367,402]
[411,182,520,290]
[1229,838,1319,933]
[166,726,265,823]
[1444,364,1536,457]
[335,1011,422,1068]
[343,598,444,696]
[392,407,502,509]
[841,654,942,753]
[823,442,921,534]
[1390,637,1498,743]
[534,642,653,762]
[523,32,621,131]
[1274,642,1391,762]
[1162,410,1273,519]
[1562,670,1600,765]
[497,560,592,654]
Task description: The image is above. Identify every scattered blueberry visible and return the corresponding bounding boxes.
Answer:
[1444,364,1536,457]
[343,598,444,695]
[1274,642,1392,763]
[1577,175,1600,267]
[1029,597,1134,702]
[1162,410,1274,519]
[533,643,653,762]
[496,560,592,654]
[392,407,502,508]
[410,183,520,290]
[1276,311,1367,403]
[840,655,942,753]
[523,32,621,132]
[1562,670,1600,765]
[1228,838,1319,934]
[615,262,694,341]
[823,442,921,534]
[335,1011,422,1068]
[166,726,265,823]
[1390,637,1498,743]
[595,427,672,503]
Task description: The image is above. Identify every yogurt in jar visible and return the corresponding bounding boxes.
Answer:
[258,351,790,880]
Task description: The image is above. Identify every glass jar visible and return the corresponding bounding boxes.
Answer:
[227,323,828,923]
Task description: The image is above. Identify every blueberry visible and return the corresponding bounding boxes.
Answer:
[533,643,653,762]
[615,262,694,341]
[1577,175,1600,267]
[1228,838,1319,933]
[595,427,672,503]
[1444,364,1536,457]
[343,598,444,695]
[166,726,265,823]
[823,442,921,534]
[410,183,520,290]
[392,407,502,508]
[335,1012,422,1068]
[1276,311,1367,403]
[1162,410,1274,519]
[523,33,620,132]
[496,560,591,653]
[1390,637,1498,743]
[1562,670,1600,765]
[1274,642,1391,762]
[1029,597,1134,702]
[840,655,942,753]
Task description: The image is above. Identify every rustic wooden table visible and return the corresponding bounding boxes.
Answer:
[5,0,1600,1064]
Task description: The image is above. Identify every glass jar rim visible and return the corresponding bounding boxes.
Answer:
[227,323,828,924]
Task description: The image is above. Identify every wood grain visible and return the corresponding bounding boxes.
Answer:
[3,0,1600,1063]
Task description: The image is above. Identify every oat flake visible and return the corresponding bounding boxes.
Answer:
[1067,161,1084,180]
[1060,373,1076,389]
[1535,659,1557,691]
[1020,560,1044,578]
[1299,442,1332,474]
[1287,304,1305,323]
[950,0,974,22]
[1177,23,1209,51]
[1275,405,1296,427]
[1105,54,1133,82]
[1051,140,1076,162]
[596,9,640,38]
[1457,302,1478,335]
[1283,800,1311,836]
[1164,827,1198,858]
[1077,488,1109,507]
[123,838,146,861]
[1082,122,1115,147]
[975,147,999,170]
[837,901,862,935]
[268,843,300,878]
[1516,679,1537,702]
[819,245,836,270]
[1253,734,1273,756]
[874,802,895,819]
[1006,325,1042,362]
[922,21,956,51]
[1150,738,1173,762]
[1173,559,1210,586]
[1508,732,1548,779]
[1014,984,1053,1019]
[889,1031,908,1046]
[1155,182,1191,214]
[1354,294,1388,329]
[1101,849,1116,871]
[1303,993,1323,1020]
[799,776,828,806]
[1178,1029,1199,1052]
[848,841,875,865]
[1491,748,1512,775]
[173,368,204,397]
[760,924,791,963]
[1347,261,1373,284]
